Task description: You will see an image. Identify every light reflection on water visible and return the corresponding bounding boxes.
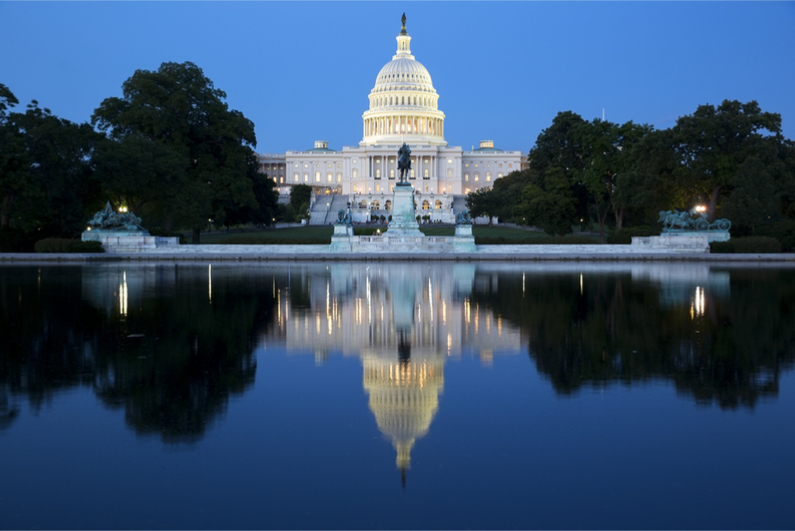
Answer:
[1,262,794,529]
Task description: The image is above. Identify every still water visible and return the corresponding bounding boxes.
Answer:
[1,262,794,529]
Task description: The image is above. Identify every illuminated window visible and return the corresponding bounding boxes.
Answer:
[499,163,503,168]
[294,163,299,168]
[422,200,430,210]
[435,200,442,209]
[465,163,469,168]
[337,173,342,182]
[447,168,452,179]
[280,177,283,183]
[464,188,471,194]
[447,159,452,164]
[353,184,359,193]
[327,173,332,182]
[352,169,358,179]
[486,172,491,182]
[508,163,513,168]
[304,173,309,182]
[294,173,299,182]
[474,163,479,168]
[390,169,395,179]
[353,159,358,164]
[315,171,321,182]
[464,173,469,182]
[410,169,415,179]
[475,173,480,182]
[424,168,429,179]
[304,163,308,168]
[375,184,381,192]
[497,173,503,179]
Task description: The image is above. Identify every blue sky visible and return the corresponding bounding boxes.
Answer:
[1,2,793,154]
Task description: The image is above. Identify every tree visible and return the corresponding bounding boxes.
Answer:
[514,166,576,236]
[289,184,312,213]
[92,61,260,243]
[721,157,779,233]
[670,100,782,219]
[1,100,101,238]
[465,187,502,225]
[578,120,653,241]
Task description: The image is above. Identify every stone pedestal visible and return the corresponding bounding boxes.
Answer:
[82,230,179,253]
[386,184,424,238]
[453,224,476,252]
[329,224,354,252]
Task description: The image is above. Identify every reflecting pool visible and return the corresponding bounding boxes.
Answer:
[1,262,794,529]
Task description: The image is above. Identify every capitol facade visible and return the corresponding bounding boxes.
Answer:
[257,16,523,223]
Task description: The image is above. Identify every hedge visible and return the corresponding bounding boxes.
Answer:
[710,236,781,254]
[606,226,660,244]
[34,238,104,253]
[754,220,795,252]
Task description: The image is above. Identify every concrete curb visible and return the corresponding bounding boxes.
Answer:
[2,251,795,262]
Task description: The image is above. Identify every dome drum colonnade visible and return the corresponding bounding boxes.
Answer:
[361,16,446,147]
[256,14,523,223]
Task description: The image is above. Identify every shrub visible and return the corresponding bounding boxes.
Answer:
[607,225,659,244]
[710,236,782,254]
[34,238,104,253]
[754,219,795,252]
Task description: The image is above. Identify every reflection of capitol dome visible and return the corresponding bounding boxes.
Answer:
[361,15,447,146]
[363,355,444,478]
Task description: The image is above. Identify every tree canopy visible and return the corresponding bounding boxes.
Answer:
[92,61,276,241]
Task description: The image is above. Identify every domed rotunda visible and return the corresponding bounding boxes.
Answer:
[361,15,446,146]
[256,14,523,224]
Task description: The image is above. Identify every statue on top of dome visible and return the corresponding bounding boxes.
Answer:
[400,13,408,35]
[397,143,412,185]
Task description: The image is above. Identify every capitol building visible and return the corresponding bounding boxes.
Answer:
[257,15,524,223]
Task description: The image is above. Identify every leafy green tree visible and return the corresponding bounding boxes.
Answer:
[514,166,576,236]
[722,157,779,233]
[289,184,312,213]
[670,100,783,219]
[579,120,653,240]
[465,187,503,225]
[1,100,101,239]
[491,170,532,223]
[92,61,261,243]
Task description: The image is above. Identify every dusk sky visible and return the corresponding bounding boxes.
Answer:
[2,2,793,155]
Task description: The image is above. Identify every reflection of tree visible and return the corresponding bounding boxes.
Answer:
[0,266,276,441]
[469,269,795,409]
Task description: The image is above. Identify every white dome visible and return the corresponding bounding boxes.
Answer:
[361,15,446,146]
[373,59,434,93]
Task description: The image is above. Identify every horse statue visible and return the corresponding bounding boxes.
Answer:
[335,209,352,226]
[88,201,145,231]
[397,143,411,184]
[456,211,472,225]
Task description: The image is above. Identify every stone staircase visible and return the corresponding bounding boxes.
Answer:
[309,194,350,225]
[308,195,334,225]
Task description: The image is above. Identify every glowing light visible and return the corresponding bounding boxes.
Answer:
[691,286,705,318]
[695,205,707,213]
[119,271,128,316]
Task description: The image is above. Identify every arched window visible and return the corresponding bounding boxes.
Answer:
[359,200,367,209]
[435,200,442,210]
[385,200,392,210]
[422,200,430,210]
[372,200,380,210]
